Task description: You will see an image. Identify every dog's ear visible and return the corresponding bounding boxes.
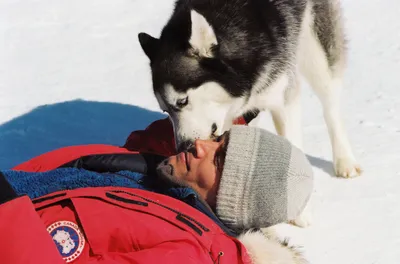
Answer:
[189,10,218,58]
[138,32,159,61]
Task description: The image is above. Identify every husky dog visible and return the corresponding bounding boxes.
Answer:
[138,0,362,178]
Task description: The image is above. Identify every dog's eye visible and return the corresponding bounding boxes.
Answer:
[176,97,189,108]
[210,44,219,53]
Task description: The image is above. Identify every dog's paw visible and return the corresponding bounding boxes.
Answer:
[334,157,362,178]
[289,211,313,228]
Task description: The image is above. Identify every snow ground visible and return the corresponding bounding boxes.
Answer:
[1,0,399,263]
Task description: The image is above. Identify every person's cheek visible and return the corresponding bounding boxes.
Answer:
[198,165,216,190]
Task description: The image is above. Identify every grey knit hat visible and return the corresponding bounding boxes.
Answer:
[216,125,313,231]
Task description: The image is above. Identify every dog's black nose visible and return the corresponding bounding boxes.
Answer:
[177,140,194,152]
[211,123,217,135]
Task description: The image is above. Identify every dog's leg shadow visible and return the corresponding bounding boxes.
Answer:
[306,154,336,177]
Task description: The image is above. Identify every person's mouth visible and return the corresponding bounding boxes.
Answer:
[183,152,190,171]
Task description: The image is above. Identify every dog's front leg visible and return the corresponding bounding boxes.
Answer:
[270,74,313,228]
[270,74,303,150]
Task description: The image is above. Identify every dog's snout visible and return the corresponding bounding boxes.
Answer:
[211,123,218,135]
[177,140,194,152]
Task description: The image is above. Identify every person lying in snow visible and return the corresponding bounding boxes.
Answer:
[0,118,313,264]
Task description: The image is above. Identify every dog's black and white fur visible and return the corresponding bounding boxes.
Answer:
[138,0,362,179]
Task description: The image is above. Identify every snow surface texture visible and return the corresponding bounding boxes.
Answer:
[1,0,399,263]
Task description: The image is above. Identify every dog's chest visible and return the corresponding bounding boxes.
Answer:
[245,73,289,112]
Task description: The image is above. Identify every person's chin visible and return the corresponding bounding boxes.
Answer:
[156,158,189,188]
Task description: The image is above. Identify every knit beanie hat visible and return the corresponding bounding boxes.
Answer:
[216,125,313,231]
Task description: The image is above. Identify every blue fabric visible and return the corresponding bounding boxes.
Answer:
[1,167,235,236]
[1,168,196,201]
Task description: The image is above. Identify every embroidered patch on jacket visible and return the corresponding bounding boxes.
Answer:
[47,221,85,263]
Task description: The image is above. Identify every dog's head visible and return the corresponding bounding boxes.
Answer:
[139,10,248,151]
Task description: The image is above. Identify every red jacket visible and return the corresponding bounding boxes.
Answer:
[0,118,252,264]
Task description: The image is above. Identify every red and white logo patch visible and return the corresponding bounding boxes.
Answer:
[47,221,85,263]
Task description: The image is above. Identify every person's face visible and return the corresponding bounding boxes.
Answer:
[166,132,229,209]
